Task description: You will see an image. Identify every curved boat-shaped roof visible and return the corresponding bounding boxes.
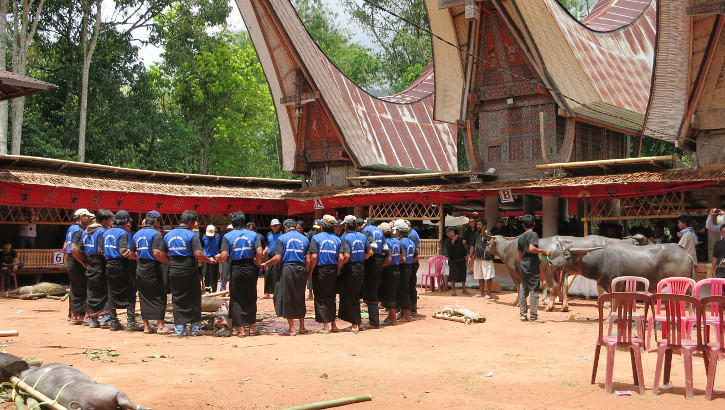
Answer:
[237,0,457,173]
[582,0,652,32]
[501,0,655,131]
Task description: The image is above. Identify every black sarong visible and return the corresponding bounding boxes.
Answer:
[274,262,307,319]
[263,264,279,294]
[106,258,135,309]
[168,256,202,325]
[229,259,258,327]
[312,264,338,323]
[67,257,87,315]
[409,260,419,312]
[136,259,166,320]
[338,262,364,325]
[362,254,384,304]
[396,263,412,310]
[380,264,400,309]
[201,262,219,293]
[85,256,107,316]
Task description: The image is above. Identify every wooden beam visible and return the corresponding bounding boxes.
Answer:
[687,1,725,15]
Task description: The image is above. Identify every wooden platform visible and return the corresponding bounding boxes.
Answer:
[13,249,68,279]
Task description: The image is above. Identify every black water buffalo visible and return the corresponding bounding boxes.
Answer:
[547,242,693,293]
[0,352,151,410]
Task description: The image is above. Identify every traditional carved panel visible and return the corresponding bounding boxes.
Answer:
[369,202,443,220]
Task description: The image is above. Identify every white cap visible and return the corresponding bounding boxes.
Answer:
[73,208,93,218]
[343,215,357,225]
[227,224,233,230]
[206,225,216,236]
[270,218,281,226]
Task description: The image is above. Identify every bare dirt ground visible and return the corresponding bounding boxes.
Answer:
[1,281,724,409]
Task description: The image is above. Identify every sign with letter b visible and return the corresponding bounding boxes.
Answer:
[499,189,514,203]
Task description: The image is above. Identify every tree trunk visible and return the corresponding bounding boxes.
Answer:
[10,97,24,154]
[0,0,8,155]
[8,0,46,155]
[77,0,103,163]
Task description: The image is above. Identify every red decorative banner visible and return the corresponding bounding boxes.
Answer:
[0,183,288,215]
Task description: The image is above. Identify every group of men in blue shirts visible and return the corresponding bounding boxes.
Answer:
[65,208,218,336]
[260,214,420,335]
[64,207,421,338]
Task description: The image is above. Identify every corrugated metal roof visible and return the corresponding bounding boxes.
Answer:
[0,70,56,100]
[546,0,655,115]
[237,0,458,173]
[582,0,651,32]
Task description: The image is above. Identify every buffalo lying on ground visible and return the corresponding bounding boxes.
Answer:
[0,352,151,410]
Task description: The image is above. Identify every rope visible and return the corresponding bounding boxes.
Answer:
[46,380,75,408]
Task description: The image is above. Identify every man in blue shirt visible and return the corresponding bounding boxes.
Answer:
[201,225,221,293]
[130,210,170,334]
[263,219,282,299]
[261,219,310,336]
[220,211,263,337]
[104,210,142,331]
[362,218,385,329]
[395,220,416,322]
[338,215,373,333]
[380,222,402,326]
[83,209,114,328]
[407,221,421,316]
[307,214,345,334]
[159,210,217,336]
[65,208,93,325]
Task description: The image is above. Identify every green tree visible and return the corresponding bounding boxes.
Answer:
[340,0,431,94]
[152,2,286,177]
[293,0,381,91]
[557,0,595,20]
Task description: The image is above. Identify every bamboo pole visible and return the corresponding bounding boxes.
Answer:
[282,395,372,410]
[206,290,229,297]
[9,376,69,410]
[0,330,19,336]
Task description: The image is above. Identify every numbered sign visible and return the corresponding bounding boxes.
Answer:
[52,251,65,265]
[313,198,324,210]
[499,189,514,203]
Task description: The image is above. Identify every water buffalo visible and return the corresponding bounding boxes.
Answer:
[486,235,621,311]
[0,352,151,410]
[547,242,693,293]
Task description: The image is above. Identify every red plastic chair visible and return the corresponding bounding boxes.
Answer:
[422,255,447,292]
[701,295,725,400]
[651,293,703,400]
[608,276,650,350]
[692,279,725,343]
[592,292,650,395]
[647,277,696,350]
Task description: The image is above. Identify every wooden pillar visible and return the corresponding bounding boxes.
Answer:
[708,194,722,260]
[484,195,499,224]
[577,198,586,236]
[522,194,535,216]
[605,199,621,235]
[558,198,569,221]
[438,204,444,242]
[354,206,364,218]
[542,196,558,237]
[315,209,324,219]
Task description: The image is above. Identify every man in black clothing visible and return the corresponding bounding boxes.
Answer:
[712,225,725,292]
[1,242,22,291]
[442,227,468,296]
[517,214,551,322]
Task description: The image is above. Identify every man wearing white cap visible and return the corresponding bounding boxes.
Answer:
[380,222,402,325]
[263,219,282,299]
[66,208,94,324]
[201,225,221,293]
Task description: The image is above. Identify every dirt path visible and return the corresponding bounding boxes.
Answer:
[1,284,723,409]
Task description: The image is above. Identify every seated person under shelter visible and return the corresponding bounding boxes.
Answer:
[1,241,24,290]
